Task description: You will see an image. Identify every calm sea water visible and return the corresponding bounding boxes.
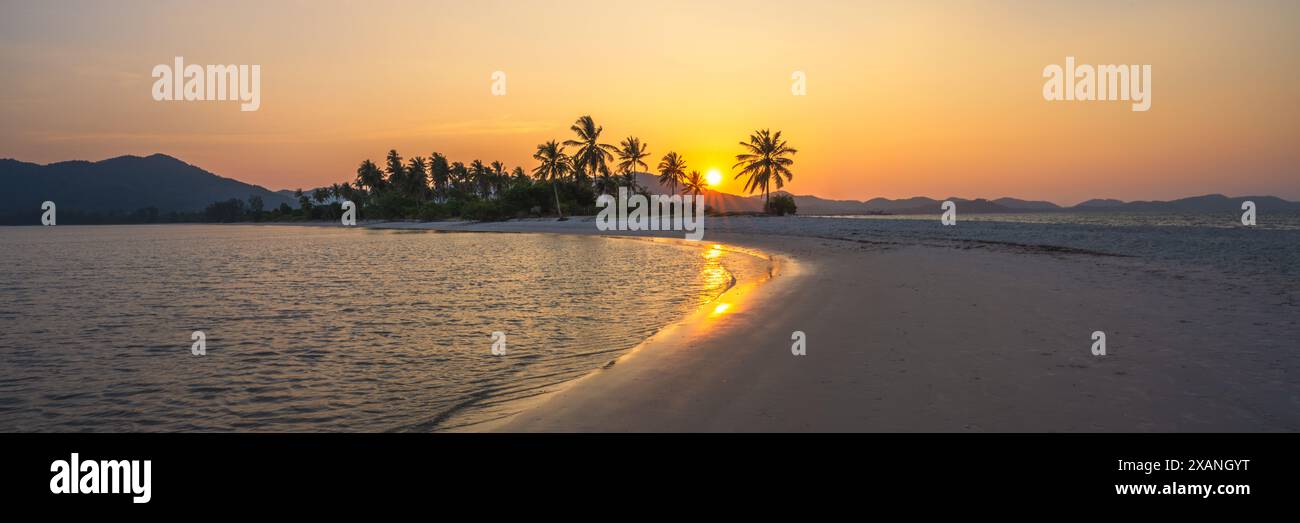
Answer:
[0,225,769,431]
[816,211,1300,230]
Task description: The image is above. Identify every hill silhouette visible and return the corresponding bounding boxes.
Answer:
[0,154,294,215]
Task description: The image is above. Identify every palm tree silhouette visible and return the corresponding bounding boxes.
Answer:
[657,152,687,195]
[681,170,707,196]
[355,159,385,193]
[450,162,469,194]
[384,149,406,192]
[616,136,650,189]
[469,160,490,198]
[490,160,508,197]
[563,115,618,189]
[533,140,572,219]
[406,156,429,200]
[429,153,450,201]
[733,129,797,209]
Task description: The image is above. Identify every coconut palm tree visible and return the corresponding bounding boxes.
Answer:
[733,128,797,209]
[405,156,429,200]
[563,115,618,187]
[490,161,508,196]
[657,152,687,195]
[469,160,490,198]
[450,162,469,193]
[616,136,650,188]
[429,152,450,201]
[681,170,707,196]
[384,149,406,192]
[355,159,386,192]
[532,140,572,219]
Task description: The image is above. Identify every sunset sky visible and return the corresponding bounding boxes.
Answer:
[2,0,1297,204]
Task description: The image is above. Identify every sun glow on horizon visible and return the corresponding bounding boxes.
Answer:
[705,169,723,187]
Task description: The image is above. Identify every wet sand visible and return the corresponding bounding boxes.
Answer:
[373,217,1299,432]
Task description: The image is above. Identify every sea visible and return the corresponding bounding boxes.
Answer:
[0,225,771,431]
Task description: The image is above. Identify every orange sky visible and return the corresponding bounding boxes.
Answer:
[2,0,1297,205]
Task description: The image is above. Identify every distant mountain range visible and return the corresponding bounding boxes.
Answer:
[0,154,294,214]
[2,156,1296,219]
[628,174,1300,215]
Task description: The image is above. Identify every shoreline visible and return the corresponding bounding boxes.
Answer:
[11,219,1292,431]
[361,219,796,431]
[364,217,1298,432]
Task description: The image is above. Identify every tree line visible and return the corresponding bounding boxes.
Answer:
[2,115,798,224]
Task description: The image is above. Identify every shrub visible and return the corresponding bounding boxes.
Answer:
[766,194,797,216]
[461,199,509,221]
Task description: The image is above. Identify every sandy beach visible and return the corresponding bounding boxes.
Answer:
[369,216,1300,432]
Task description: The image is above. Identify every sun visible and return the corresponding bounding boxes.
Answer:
[705,168,723,187]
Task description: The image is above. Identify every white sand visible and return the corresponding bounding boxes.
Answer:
[372,216,1299,432]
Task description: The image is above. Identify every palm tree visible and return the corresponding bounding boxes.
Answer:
[533,140,572,219]
[469,160,491,198]
[563,115,618,187]
[490,161,508,196]
[406,156,429,200]
[294,188,312,216]
[312,187,330,204]
[355,159,385,192]
[616,136,650,188]
[429,153,450,201]
[384,149,406,192]
[450,162,469,193]
[657,151,687,195]
[511,166,529,188]
[681,170,707,196]
[733,129,797,209]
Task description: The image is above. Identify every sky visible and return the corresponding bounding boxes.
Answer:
[1,0,1297,205]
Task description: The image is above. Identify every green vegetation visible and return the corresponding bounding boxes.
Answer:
[22,117,797,225]
[765,193,798,216]
[255,115,798,223]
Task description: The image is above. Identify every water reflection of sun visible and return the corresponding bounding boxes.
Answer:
[697,243,735,310]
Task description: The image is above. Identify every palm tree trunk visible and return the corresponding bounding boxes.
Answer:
[553,181,564,220]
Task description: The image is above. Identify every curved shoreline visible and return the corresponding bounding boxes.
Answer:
[462,239,790,432]
[367,217,1297,432]
[363,221,794,431]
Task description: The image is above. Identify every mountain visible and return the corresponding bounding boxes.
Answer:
[0,154,295,214]
[5,159,1296,220]
[631,172,764,212]
[1073,198,1125,209]
[993,197,1062,211]
[628,173,1300,215]
[1074,194,1300,212]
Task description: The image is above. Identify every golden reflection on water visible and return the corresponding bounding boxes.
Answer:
[697,244,733,305]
